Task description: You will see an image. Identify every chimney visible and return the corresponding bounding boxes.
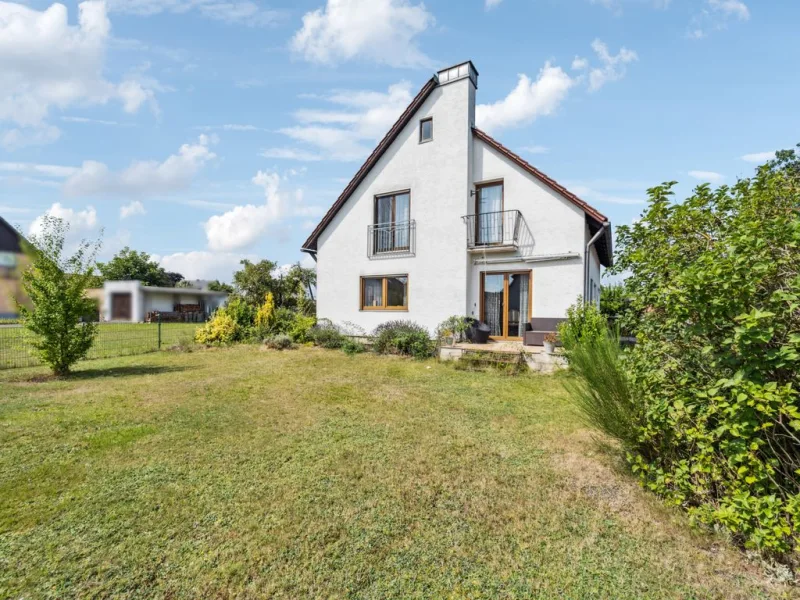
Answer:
[436,61,479,90]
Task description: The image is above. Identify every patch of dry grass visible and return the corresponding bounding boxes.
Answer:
[0,346,796,599]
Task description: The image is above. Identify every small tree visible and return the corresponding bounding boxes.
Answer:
[18,216,101,376]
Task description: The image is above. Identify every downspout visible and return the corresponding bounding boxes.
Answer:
[584,223,609,302]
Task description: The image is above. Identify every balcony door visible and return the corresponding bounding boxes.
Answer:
[481,271,531,340]
[374,191,410,253]
[475,182,503,245]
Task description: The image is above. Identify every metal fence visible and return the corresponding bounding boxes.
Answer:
[0,320,200,370]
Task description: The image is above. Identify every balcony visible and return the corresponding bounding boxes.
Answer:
[462,210,522,251]
[368,220,416,258]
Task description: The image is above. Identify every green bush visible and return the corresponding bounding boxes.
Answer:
[558,299,608,358]
[309,319,346,349]
[341,338,366,356]
[195,312,238,346]
[372,320,435,359]
[288,313,316,343]
[591,148,800,558]
[263,333,295,350]
[220,296,256,341]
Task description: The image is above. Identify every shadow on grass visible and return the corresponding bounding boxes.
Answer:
[19,365,189,383]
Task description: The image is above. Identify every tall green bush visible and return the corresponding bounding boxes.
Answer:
[372,320,434,359]
[17,216,101,376]
[600,148,800,557]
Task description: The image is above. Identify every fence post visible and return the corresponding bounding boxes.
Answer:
[157,313,162,351]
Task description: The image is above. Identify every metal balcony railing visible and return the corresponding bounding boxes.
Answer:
[368,220,416,258]
[462,210,522,249]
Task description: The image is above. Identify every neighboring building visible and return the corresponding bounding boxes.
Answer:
[301,61,612,341]
[0,216,27,319]
[93,280,228,322]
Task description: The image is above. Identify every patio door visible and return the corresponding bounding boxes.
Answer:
[480,271,531,340]
[475,182,503,245]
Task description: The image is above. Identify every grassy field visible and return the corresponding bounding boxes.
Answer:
[0,322,198,369]
[0,346,794,599]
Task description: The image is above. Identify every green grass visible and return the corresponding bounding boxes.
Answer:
[0,322,198,369]
[0,347,793,599]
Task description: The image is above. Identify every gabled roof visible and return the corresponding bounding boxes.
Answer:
[301,78,613,267]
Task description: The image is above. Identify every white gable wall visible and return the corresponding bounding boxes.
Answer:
[316,76,474,333]
[467,139,587,320]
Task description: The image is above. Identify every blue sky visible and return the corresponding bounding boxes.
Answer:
[2,0,797,282]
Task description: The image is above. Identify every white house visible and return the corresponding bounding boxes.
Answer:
[301,61,612,342]
[96,280,228,323]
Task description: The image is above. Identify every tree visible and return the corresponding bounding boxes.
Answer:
[164,271,185,287]
[208,280,234,293]
[232,259,279,305]
[602,147,800,556]
[17,216,101,376]
[98,247,179,287]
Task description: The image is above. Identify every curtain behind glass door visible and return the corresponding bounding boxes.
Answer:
[483,274,504,336]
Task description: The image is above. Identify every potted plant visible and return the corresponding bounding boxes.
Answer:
[543,332,558,354]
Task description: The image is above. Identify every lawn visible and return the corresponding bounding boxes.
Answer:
[0,346,793,599]
[0,322,198,369]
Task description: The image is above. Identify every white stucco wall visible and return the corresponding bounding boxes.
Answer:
[466,139,587,320]
[316,74,474,334]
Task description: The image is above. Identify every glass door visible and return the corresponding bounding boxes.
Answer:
[481,271,531,340]
[476,183,503,245]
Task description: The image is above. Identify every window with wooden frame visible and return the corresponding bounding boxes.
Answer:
[419,117,433,143]
[361,275,408,310]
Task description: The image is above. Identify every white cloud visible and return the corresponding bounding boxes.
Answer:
[291,0,435,68]
[61,116,122,126]
[741,151,775,163]
[565,179,649,205]
[476,64,575,133]
[155,250,255,282]
[0,162,78,178]
[195,124,265,132]
[571,56,589,71]
[688,0,749,38]
[263,81,415,162]
[485,0,502,9]
[106,0,283,26]
[0,1,159,145]
[204,170,323,251]
[688,170,724,183]
[64,135,217,198]
[120,200,146,219]
[587,39,638,92]
[29,203,98,237]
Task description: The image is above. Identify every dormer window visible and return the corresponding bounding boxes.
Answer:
[419,117,433,143]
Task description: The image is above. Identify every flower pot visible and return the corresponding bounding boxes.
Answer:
[543,340,556,354]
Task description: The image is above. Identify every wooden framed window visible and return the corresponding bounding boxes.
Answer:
[419,117,433,143]
[361,275,408,310]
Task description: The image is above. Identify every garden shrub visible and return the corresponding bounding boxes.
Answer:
[372,320,435,359]
[557,299,607,357]
[576,148,800,559]
[341,338,366,356]
[434,315,471,345]
[288,313,317,343]
[263,333,294,350]
[254,292,275,333]
[220,296,256,341]
[309,319,346,349]
[195,312,238,346]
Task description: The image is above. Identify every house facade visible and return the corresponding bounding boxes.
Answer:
[302,61,612,340]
